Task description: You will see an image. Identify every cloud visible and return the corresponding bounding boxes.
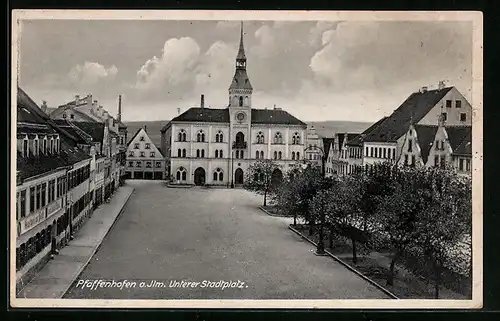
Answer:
[308,21,340,46]
[68,61,118,86]
[309,21,473,94]
[134,37,200,92]
[194,41,236,92]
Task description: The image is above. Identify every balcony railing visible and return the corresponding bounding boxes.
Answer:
[232,141,247,149]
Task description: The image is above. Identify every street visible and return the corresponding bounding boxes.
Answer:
[64,180,389,300]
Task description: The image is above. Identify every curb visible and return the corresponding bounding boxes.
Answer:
[60,187,135,298]
[288,225,399,300]
[166,184,194,189]
[258,206,291,218]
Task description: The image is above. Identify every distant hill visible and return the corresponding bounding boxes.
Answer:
[124,119,374,148]
[307,121,373,137]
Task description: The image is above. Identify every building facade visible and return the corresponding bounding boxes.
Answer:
[305,125,323,166]
[15,88,93,289]
[126,127,165,180]
[160,23,307,186]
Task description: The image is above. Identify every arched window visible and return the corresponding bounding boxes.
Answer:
[239,96,243,107]
[274,132,283,144]
[220,150,223,158]
[260,151,264,159]
[292,151,296,160]
[178,129,187,142]
[240,151,244,159]
[213,168,224,181]
[215,130,223,143]
[256,132,264,144]
[196,149,200,158]
[201,149,205,158]
[215,150,219,158]
[236,132,244,144]
[256,151,259,159]
[244,96,249,106]
[297,152,300,160]
[292,132,301,145]
[176,167,187,181]
[177,149,181,157]
[182,149,186,157]
[278,151,282,159]
[274,151,277,159]
[236,150,239,159]
[197,130,205,142]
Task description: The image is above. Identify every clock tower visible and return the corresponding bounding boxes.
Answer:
[228,21,252,178]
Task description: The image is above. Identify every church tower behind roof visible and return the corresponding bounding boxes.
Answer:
[228,21,253,108]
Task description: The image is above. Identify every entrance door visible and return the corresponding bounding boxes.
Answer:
[194,167,206,186]
[235,168,244,185]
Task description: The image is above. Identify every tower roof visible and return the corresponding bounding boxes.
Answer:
[236,21,246,60]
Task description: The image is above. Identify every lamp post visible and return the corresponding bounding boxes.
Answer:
[303,145,327,256]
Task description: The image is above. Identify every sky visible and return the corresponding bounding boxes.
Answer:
[17,19,473,122]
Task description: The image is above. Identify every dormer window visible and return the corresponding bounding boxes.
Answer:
[62,113,67,118]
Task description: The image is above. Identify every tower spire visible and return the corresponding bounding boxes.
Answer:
[236,21,246,63]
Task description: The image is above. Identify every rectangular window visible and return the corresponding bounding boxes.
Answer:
[411,155,416,166]
[29,187,35,213]
[365,147,368,156]
[456,100,462,108]
[383,148,386,159]
[36,185,41,210]
[374,148,378,158]
[460,113,467,122]
[129,161,134,167]
[435,140,439,150]
[136,161,142,167]
[370,147,374,157]
[140,152,145,157]
[408,139,413,152]
[466,159,471,171]
[150,152,155,157]
[434,155,439,167]
[20,190,26,218]
[134,143,139,149]
[404,154,408,165]
[459,158,464,171]
[23,140,28,157]
[441,112,447,121]
[145,143,151,149]
[446,100,452,108]
[41,183,47,207]
[156,162,161,168]
[146,161,152,168]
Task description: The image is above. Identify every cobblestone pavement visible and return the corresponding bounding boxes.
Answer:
[65,180,389,300]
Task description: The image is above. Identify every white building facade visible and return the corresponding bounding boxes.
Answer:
[160,23,307,186]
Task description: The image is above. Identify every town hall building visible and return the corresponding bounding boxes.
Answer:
[160,23,307,186]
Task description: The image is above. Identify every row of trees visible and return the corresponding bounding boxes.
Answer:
[245,160,472,298]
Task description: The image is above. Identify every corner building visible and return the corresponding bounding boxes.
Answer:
[161,23,307,186]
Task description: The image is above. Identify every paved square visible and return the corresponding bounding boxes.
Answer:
[65,180,389,299]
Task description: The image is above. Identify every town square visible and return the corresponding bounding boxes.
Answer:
[12,13,480,307]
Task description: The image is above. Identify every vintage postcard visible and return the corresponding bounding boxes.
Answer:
[10,10,483,309]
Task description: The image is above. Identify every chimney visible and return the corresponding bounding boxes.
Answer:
[420,86,428,93]
[200,94,205,108]
[273,104,276,110]
[438,112,446,127]
[438,80,446,90]
[41,100,47,113]
[75,94,80,102]
[117,95,122,122]
[177,108,181,115]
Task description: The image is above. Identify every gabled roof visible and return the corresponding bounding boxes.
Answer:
[347,117,388,146]
[127,128,145,146]
[337,133,359,150]
[251,109,306,126]
[168,107,306,127]
[446,126,472,154]
[322,137,335,157]
[414,124,438,164]
[453,129,472,156]
[363,87,453,143]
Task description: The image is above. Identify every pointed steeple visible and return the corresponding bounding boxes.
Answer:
[236,21,246,61]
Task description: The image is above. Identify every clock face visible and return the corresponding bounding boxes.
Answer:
[236,112,246,123]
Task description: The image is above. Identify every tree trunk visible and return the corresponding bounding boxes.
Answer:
[352,237,357,264]
[329,226,334,248]
[293,213,297,226]
[434,262,441,299]
[309,219,314,236]
[387,251,399,286]
[263,189,267,207]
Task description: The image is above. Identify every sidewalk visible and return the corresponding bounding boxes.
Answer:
[17,185,135,299]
